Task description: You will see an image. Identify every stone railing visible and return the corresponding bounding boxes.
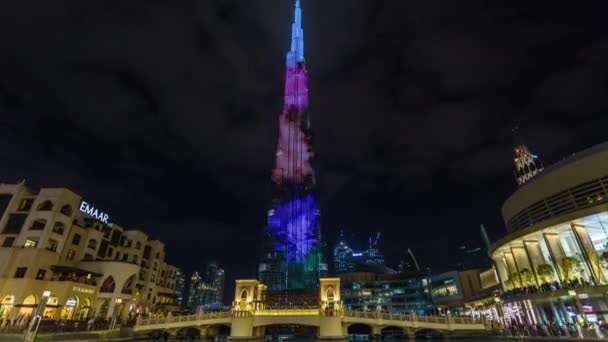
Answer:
[343,311,482,325]
[255,309,319,316]
[138,311,231,326]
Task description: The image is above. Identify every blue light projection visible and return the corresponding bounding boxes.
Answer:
[267,193,319,263]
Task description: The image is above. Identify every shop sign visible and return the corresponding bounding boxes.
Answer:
[73,286,95,295]
[79,200,109,224]
[65,298,77,306]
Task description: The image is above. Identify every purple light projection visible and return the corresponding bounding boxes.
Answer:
[267,193,319,263]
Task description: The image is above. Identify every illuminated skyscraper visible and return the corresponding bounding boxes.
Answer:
[333,231,355,274]
[363,233,385,266]
[204,261,225,304]
[259,0,327,290]
[187,271,202,310]
[175,268,186,307]
[512,125,544,186]
[513,144,544,186]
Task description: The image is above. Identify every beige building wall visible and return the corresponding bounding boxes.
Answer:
[0,182,178,320]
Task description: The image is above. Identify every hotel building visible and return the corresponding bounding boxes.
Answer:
[0,182,178,321]
[490,142,608,325]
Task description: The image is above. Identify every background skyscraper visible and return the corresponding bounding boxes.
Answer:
[204,261,225,305]
[333,231,354,273]
[174,268,186,307]
[187,271,202,311]
[259,0,326,290]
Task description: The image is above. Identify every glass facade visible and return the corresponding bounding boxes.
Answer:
[493,211,608,290]
[340,273,432,315]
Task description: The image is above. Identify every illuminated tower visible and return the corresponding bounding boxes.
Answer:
[512,126,544,186]
[259,0,327,290]
[513,144,544,186]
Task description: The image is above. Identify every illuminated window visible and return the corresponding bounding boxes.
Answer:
[24,238,38,248]
[18,199,34,211]
[66,249,76,261]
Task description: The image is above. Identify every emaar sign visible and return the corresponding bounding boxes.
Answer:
[79,201,109,224]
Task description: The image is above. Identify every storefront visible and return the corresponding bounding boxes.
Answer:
[0,295,14,317]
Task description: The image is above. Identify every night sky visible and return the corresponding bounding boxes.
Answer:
[1,1,608,301]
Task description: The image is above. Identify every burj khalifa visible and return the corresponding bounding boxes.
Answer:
[258,0,327,290]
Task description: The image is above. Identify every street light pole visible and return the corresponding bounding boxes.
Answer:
[24,290,50,342]
[110,298,122,331]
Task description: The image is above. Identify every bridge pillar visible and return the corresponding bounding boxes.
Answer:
[370,325,382,341]
[318,278,346,341]
[229,314,255,341]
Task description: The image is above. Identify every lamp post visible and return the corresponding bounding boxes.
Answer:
[110,298,122,331]
[24,290,51,342]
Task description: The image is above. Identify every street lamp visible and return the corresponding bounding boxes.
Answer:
[110,298,122,331]
[24,290,51,342]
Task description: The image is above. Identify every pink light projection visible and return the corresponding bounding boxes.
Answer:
[271,64,314,185]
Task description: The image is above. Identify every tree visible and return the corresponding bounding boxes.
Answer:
[560,257,580,281]
[519,268,535,286]
[536,263,554,283]
[509,273,522,289]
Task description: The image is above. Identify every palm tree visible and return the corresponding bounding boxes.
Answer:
[560,257,580,281]
[536,263,554,283]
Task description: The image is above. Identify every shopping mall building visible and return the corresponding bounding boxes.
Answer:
[490,142,608,325]
[0,182,178,321]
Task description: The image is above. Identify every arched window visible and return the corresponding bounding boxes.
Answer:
[135,241,142,250]
[52,222,65,235]
[30,219,47,231]
[37,200,54,211]
[60,204,72,216]
[326,287,335,302]
[100,276,116,293]
[87,239,97,250]
[122,275,135,295]
[22,295,37,305]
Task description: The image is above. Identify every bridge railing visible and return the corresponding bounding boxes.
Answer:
[138,311,231,326]
[343,311,482,325]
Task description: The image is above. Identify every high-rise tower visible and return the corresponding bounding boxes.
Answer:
[259,0,327,290]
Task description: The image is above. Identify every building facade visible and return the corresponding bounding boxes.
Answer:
[0,182,178,321]
[204,261,224,305]
[333,233,355,274]
[174,268,186,307]
[186,262,225,311]
[339,270,432,315]
[259,0,327,290]
[490,142,608,326]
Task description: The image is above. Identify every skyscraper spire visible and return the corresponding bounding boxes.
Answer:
[288,0,305,67]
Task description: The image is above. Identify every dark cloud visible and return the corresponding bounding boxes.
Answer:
[1,0,608,300]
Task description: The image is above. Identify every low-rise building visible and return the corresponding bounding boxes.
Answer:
[0,182,178,321]
[339,266,432,315]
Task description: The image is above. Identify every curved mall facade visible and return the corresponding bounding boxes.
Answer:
[491,142,608,324]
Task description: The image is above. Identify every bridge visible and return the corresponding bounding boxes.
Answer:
[132,278,489,340]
